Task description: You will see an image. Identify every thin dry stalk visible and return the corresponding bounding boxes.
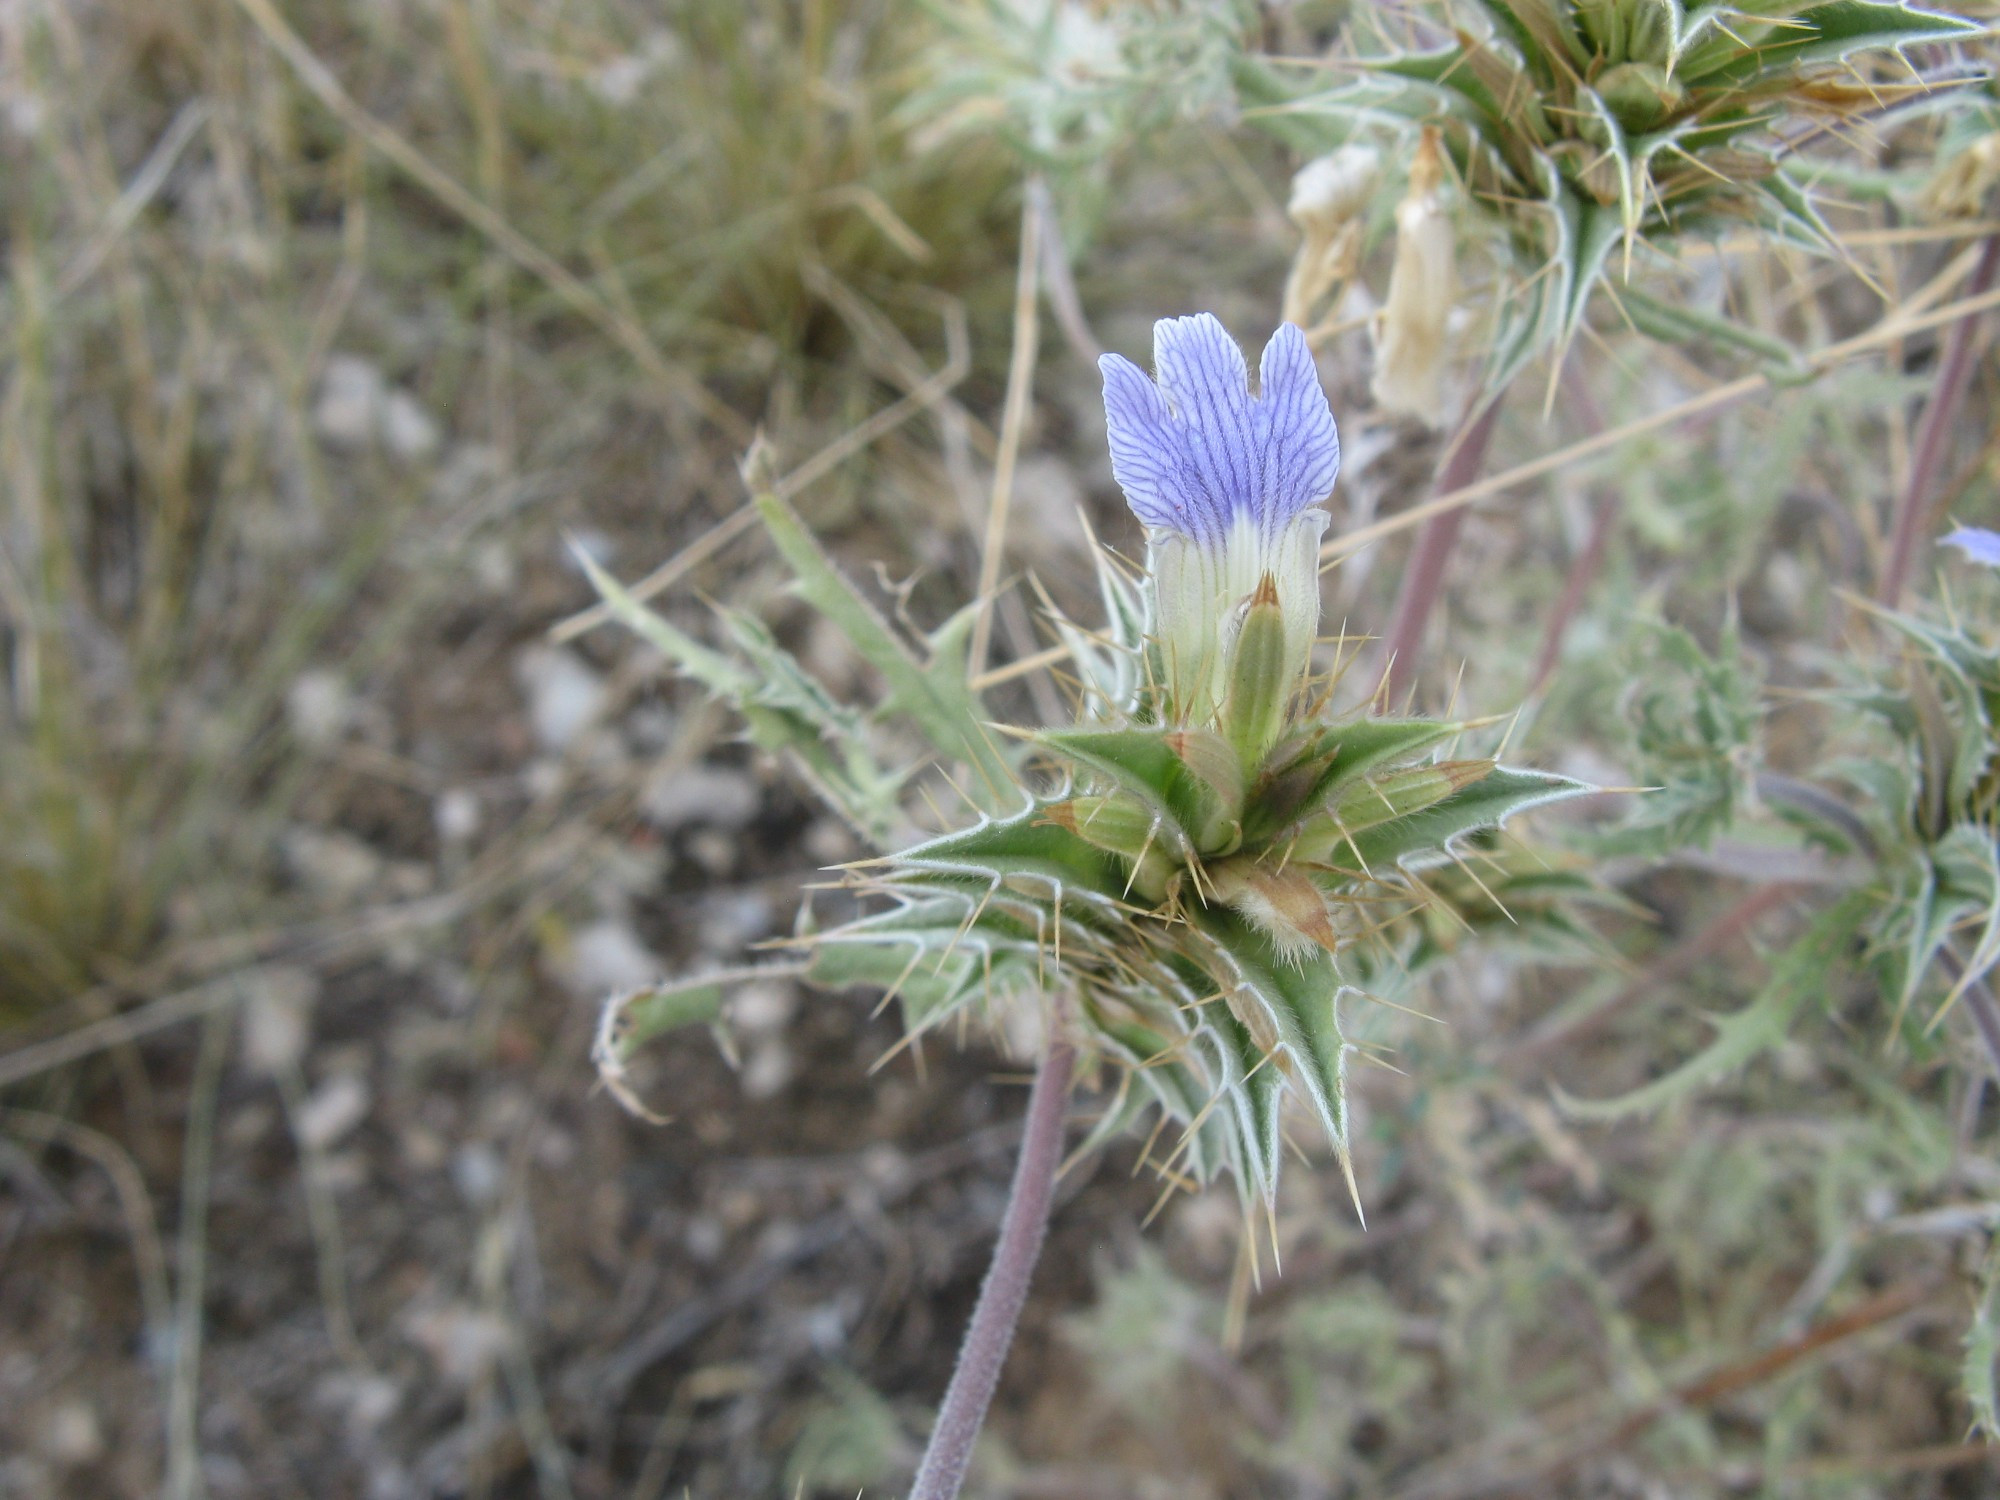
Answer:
[1325,276,2000,569]
[166,1008,231,1500]
[229,0,745,440]
[968,183,1046,678]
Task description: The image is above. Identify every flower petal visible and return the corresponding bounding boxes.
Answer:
[1152,314,1257,547]
[1253,324,1342,534]
[1941,526,2000,569]
[1100,351,1201,538]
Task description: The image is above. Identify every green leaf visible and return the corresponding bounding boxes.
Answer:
[1480,0,1591,76]
[570,542,752,699]
[1194,908,1353,1167]
[592,963,807,1119]
[1036,726,1237,856]
[1560,890,1871,1119]
[1554,180,1629,352]
[722,610,908,845]
[1678,2,1982,86]
[804,899,1042,1033]
[1578,84,1641,250]
[1617,283,1807,374]
[1269,716,1462,830]
[575,542,906,846]
[887,803,1141,915]
[1967,1246,2000,1439]
[754,487,1021,816]
[1340,766,1592,873]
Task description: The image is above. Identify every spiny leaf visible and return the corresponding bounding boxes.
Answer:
[754,486,1021,815]
[1560,889,1870,1119]
[1967,1246,2000,1439]
[1036,726,1237,856]
[593,963,806,1121]
[1273,716,1464,829]
[570,543,752,698]
[1618,283,1807,374]
[576,547,903,843]
[1341,765,1591,873]
[886,804,1141,914]
[1193,908,1353,1165]
[1677,2,1982,86]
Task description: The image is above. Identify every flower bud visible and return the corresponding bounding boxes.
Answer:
[1209,858,1340,957]
[1222,573,1292,769]
[1166,726,1245,854]
[1289,145,1381,241]
[1290,759,1493,864]
[1042,795,1174,900]
[1371,127,1456,428]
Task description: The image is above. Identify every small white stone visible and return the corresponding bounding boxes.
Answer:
[561,919,662,1000]
[242,965,319,1076]
[40,1400,103,1466]
[283,826,384,903]
[514,647,608,754]
[699,889,773,952]
[687,828,737,877]
[740,1038,793,1100]
[404,1304,510,1388]
[434,788,481,845]
[803,817,855,865]
[728,980,797,1035]
[286,670,353,750]
[296,1072,371,1151]
[314,356,384,448]
[451,1143,504,1206]
[640,764,759,832]
[379,389,440,461]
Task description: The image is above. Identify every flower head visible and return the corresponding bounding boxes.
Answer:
[1099,314,1340,727]
[1943,527,2000,569]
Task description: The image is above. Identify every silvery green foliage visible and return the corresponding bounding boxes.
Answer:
[903,0,1250,236]
[1572,589,2000,1122]
[1238,0,1981,385]
[1598,617,1760,856]
[591,317,1589,1209]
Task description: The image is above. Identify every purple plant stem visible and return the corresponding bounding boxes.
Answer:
[1528,491,1617,696]
[1878,234,2000,609]
[908,1038,1076,1500]
[1959,972,2000,1086]
[1380,395,1505,707]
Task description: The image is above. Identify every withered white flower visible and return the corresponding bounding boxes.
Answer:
[1371,129,1456,428]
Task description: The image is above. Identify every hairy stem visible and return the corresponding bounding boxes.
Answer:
[908,1038,1076,1500]
[1379,395,1505,706]
[1962,973,2000,1086]
[1877,234,2000,608]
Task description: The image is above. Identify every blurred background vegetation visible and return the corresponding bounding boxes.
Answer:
[4,0,2000,1495]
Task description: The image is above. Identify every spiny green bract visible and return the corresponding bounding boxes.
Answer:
[590,462,1587,1211]
[1243,0,1982,382]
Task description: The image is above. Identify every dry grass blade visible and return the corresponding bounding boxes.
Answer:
[229,0,746,441]
[968,182,1046,678]
[549,303,973,644]
[1323,278,2000,567]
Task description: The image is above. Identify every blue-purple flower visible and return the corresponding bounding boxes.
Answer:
[1942,527,2000,569]
[1099,315,1341,722]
